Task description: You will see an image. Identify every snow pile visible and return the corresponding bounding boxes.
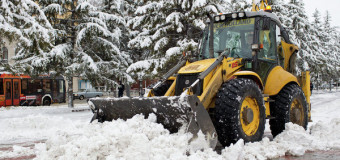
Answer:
[34,114,208,159]
[0,113,339,159]
[0,116,331,160]
[228,120,340,159]
[1,92,340,159]
[27,117,340,160]
[217,120,340,160]
[309,119,340,149]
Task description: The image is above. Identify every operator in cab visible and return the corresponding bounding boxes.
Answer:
[240,31,254,57]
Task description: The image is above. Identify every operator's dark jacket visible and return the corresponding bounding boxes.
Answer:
[118,84,124,97]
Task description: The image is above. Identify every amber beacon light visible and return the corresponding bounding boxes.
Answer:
[265,5,272,12]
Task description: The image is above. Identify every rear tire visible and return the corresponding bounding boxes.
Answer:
[269,83,308,137]
[214,78,265,146]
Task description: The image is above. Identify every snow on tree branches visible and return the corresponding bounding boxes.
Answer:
[127,0,225,80]
[0,0,54,74]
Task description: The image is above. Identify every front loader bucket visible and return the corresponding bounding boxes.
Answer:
[88,95,217,148]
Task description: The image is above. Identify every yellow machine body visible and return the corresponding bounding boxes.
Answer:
[89,0,311,148]
[156,56,310,119]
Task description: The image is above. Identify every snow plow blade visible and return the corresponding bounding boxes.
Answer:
[88,95,217,148]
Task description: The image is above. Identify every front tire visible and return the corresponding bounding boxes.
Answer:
[269,83,308,137]
[79,95,84,100]
[214,78,265,146]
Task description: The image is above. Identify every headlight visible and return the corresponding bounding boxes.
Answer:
[215,16,220,22]
[239,12,245,18]
[74,94,78,96]
[232,13,238,19]
[221,15,226,21]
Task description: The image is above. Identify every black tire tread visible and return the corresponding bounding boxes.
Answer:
[215,78,265,146]
[269,83,308,137]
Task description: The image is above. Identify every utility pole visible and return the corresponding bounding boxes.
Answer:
[126,83,131,97]
[139,79,143,97]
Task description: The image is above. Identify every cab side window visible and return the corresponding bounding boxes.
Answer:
[276,25,285,67]
[258,21,277,62]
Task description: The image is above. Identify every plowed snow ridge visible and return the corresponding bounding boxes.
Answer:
[0,91,339,159]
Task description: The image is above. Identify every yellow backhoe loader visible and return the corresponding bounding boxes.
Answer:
[89,0,311,148]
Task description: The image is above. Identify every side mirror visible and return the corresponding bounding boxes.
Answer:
[250,44,262,71]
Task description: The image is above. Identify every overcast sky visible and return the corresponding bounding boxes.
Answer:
[245,0,340,28]
[304,0,340,28]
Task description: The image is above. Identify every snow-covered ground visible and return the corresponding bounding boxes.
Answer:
[0,91,340,160]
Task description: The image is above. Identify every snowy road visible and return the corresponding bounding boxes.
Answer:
[0,91,340,160]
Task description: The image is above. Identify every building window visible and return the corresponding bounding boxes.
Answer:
[3,47,8,60]
[1,47,8,62]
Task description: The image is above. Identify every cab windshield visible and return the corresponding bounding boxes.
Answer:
[199,18,255,59]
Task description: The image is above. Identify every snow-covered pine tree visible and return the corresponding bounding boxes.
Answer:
[273,1,340,87]
[308,9,324,75]
[227,0,251,12]
[0,0,54,74]
[334,31,340,79]
[127,0,225,81]
[78,0,132,88]
[100,0,133,54]
[308,8,325,86]
[322,11,339,80]
[272,0,313,75]
[38,0,130,107]
[97,0,135,95]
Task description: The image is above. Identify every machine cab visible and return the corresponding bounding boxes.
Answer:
[198,11,297,83]
[199,15,255,59]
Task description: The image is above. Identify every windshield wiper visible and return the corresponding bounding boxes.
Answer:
[217,47,243,58]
